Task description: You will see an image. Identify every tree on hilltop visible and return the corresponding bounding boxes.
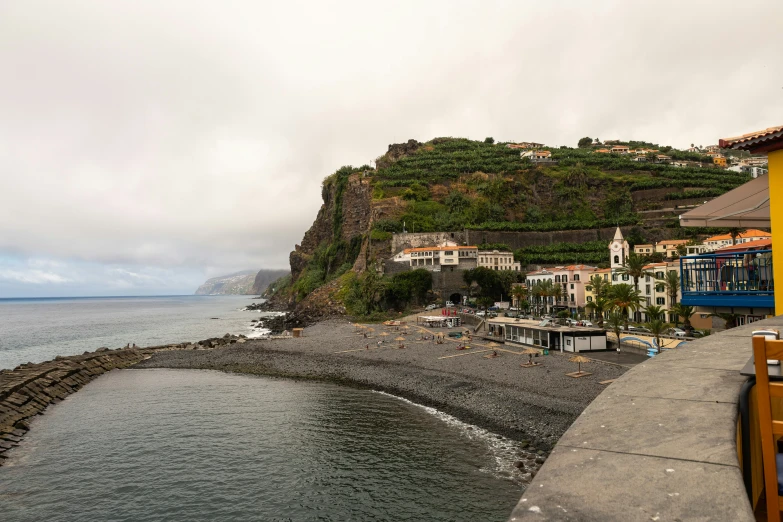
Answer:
[484,137,494,144]
[578,137,593,148]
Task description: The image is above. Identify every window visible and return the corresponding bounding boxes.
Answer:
[574,275,580,281]
[563,275,568,282]
[570,294,575,302]
[656,297,665,305]
[645,275,651,282]
[587,296,593,302]
[655,271,664,279]
[645,284,650,294]
[614,255,619,264]
[612,274,618,281]
[445,251,453,255]
[555,276,561,282]
[585,286,592,292]
[570,284,574,290]
[622,274,629,281]
[656,284,664,293]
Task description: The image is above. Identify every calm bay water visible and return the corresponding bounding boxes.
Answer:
[0,369,525,521]
[0,295,275,370]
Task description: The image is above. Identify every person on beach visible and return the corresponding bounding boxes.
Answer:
[377,340,382,347]
[365,344,369,350]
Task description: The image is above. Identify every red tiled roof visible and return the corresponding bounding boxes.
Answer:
[719,125,783,153]
[705,229,771,242]
[716,238,773,252]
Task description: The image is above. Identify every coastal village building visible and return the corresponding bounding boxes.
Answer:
[611,146,630,154]
[506,142,543,149]
[633,244,654,255]
[609,227,630,277]
[477,250,521,271]
[655,239,689,258]
[488,316,607,353]
[703,229,771,251]
[394,244,478,271]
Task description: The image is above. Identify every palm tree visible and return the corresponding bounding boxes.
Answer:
[646,318,667,353]
[617,253,654,293]
[606,310,625,350]
[708,312,740,330]
[670,303,695,335]
[661,271,680,314]
[608,284,643,331]
[551,282,563,312]
[617,253,653,321]
[588,274,610,299]
[585,295,611,328]
[511,285,526,309]
[642,304,665,322]
[728,227,741,246]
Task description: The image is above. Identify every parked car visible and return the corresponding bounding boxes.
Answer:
[665,328,687,338]
[425,304,439,311]
[581,321,594,327]
[445,301,455,308]
[627,326,651,334]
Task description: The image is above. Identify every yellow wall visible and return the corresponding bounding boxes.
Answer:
[770,149,783,314]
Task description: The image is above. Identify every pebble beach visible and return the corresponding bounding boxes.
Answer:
[136,318,628,452]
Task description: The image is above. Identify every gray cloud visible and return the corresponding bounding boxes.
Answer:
[1,0,782,294]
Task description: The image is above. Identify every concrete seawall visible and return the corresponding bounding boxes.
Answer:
[0,333,249,464]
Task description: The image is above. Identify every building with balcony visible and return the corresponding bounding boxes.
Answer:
[680,247,774,329]
[395,245,478,271]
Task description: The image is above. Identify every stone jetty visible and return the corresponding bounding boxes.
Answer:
[0,333,248,464]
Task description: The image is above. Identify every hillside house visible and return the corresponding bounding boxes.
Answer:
[478,250,521,271]
[522,150,552,162]
[633,244,654,255]
[595,148,611,153]
[632,156,647,162]
[713,156,727,167]
[743,156,769,167]
[655,239,689,258]
[704,229,771,251]
[611,146,630,154]
[656,155,672,163]
[507,142,543,149]
[394,245,478,271]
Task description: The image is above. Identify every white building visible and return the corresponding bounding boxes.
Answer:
[478,250,521,271]
[403,245,478,271]
[609,227,630,275]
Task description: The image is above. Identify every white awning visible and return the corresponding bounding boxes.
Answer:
[679,175,770,228]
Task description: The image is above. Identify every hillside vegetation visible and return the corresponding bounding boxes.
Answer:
[369,138,749,235]
[277,137,751,317]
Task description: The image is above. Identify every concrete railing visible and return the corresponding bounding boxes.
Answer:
[508,317,778,520]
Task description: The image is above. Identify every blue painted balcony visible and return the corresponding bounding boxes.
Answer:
[680,249,774,308]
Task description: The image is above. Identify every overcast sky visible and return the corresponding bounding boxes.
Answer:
[1,0,782,297]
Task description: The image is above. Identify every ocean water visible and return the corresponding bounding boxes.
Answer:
[0,369,526,522]
[0,295,278,370]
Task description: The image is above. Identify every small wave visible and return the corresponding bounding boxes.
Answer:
[372,391,535,484]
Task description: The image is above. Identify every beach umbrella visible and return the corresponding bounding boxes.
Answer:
[395,336,406,348]
[367,328,375,333]
[521,348,539,365]
[569,355,590,374]
[380,332,390,337]
[486,341,500,348]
